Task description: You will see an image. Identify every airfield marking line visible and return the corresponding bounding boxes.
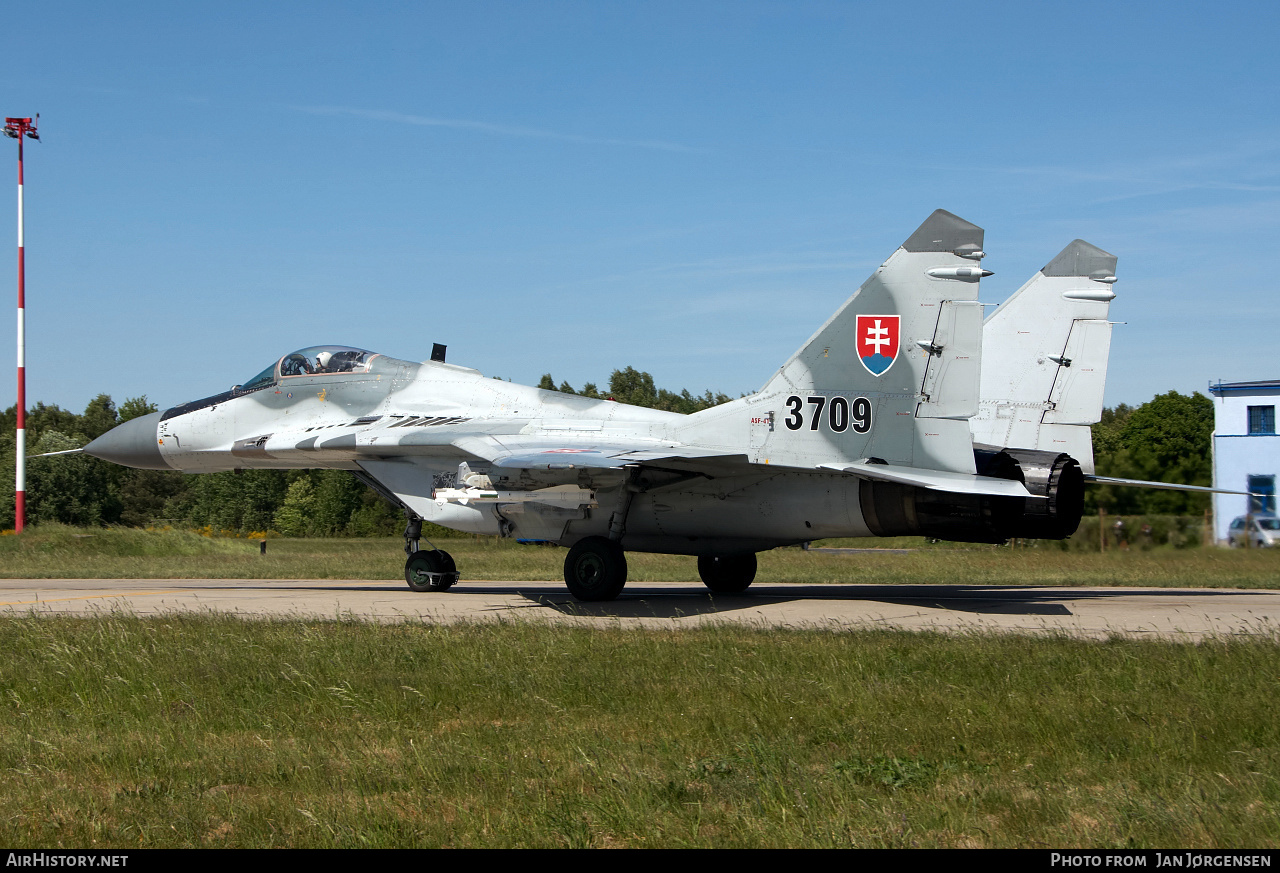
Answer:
[0,591,185,606]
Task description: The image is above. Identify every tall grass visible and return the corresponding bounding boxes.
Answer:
[0,615,1275,847]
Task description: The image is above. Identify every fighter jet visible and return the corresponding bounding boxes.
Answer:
[76,210,1127,601]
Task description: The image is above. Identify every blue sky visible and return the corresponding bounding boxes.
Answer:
[2,1,1278,415]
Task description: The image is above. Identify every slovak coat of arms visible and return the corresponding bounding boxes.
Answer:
[855,314,900,376]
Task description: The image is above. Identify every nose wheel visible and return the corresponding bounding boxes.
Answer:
[402,514,459,592]
[406,549,459,592]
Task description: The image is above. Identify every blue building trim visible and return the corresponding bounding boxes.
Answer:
[1209,380,1280,395]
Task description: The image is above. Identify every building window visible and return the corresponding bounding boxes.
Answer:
[1248,405,1275,435]
[1249,475,1276,514]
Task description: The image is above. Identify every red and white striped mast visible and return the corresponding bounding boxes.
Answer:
[5,115,38,533]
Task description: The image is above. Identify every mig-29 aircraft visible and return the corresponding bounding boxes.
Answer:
[77,210,1178,601]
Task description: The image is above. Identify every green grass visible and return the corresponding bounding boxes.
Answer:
[0,615,1275,848]
[1,524,1278,589]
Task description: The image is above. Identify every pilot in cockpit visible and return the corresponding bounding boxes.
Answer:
[315,351,334,373]
[281,353,312,377]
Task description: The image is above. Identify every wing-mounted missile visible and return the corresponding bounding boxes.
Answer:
[432,484,599,509]
[429,462,598,508]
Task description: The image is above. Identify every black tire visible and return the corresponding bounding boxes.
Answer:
[563,537,628,601]
[405,549,458,592]
[698,553,757,593]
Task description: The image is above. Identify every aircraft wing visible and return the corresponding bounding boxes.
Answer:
[821,462,1032,497]
[251,417,1039,498]
[481,441,1031,497]
[349,430,758,527]
[396,429,752,473]
[253,422,750,476]
[483,444,751,476]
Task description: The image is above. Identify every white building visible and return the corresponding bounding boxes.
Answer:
[1210,380,1279,542]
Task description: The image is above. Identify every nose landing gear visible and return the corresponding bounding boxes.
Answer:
[403,516,459,592]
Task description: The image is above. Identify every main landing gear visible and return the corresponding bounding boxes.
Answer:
[562,470,636,602]
[403,516,459,592]
[560,540,760,601]
[563,537,628,601]
[697,554,757,593]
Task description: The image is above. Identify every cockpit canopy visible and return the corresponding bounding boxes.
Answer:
[241,346,379,390]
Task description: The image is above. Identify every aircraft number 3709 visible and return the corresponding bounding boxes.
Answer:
[784,395,873,433]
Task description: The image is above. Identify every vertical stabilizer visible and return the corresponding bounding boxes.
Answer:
[971,239,1117,472]
[693,210,992,474]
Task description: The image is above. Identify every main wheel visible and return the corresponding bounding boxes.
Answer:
[698,553,757,593]
[563,537,628,601]
[405,549,458,592]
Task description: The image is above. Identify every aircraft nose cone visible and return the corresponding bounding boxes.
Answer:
[84,411,170,470]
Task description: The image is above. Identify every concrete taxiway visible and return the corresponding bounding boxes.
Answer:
[2,579,1279,640]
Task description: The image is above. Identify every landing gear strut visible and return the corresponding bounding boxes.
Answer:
[561,469,641,602]
[403,515,459,592]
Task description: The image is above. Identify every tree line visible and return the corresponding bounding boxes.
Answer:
[1085,390,1213,515]
[536,366,734,414]
[0,395,403,535]
[0,375,1213,535]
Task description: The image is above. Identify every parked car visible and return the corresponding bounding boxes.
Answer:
[1227,515,1280,548]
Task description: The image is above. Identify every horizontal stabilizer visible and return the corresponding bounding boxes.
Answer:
[819,461,1031,498]
[1085,475,1254,496]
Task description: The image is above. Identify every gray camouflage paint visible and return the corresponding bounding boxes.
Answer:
[88,210,1028,555]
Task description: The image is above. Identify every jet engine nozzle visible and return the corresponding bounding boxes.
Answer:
[83,411,170,470]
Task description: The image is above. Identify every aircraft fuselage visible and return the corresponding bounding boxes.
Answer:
[109,351,874,554]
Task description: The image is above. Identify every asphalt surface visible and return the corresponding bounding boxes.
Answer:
[2,578,1279,640]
